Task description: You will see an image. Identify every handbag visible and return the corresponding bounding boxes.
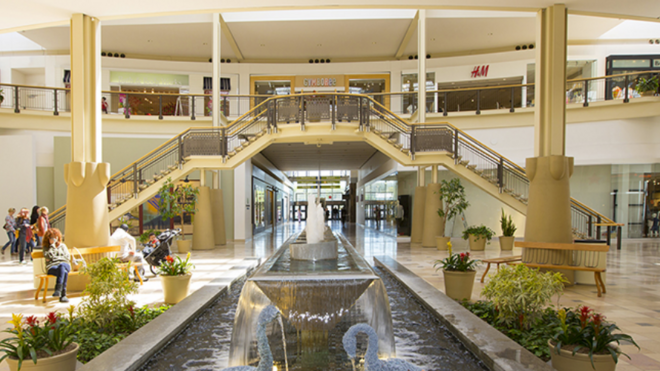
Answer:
[70,247,87,272]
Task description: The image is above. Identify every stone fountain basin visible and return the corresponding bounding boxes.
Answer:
[290,228,338,261]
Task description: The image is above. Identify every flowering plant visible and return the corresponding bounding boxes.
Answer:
[552,305,639,368]
[433,241,479,272]
[0,312,76,370]
[158,253,194,276]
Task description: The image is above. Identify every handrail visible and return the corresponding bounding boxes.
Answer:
[47,91,613,239]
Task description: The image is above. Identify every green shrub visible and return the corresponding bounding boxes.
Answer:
[500,209,517,237]
[77,257,138,328]
[462,225,495,242]
[436,178,470,237]
[481,264,566,329]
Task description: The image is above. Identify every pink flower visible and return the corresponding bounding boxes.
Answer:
[579,306,592,329]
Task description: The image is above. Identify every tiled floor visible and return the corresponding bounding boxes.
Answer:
[353,223,660,371]
[1,221,658,370]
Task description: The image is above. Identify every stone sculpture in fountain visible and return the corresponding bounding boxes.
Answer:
[289,194,338,261]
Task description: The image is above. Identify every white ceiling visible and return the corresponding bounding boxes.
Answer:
[12,12,659,63]
[261,142,378,171]
[2,0,660,34]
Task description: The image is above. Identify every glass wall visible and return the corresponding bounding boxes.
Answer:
[253,179,266,231]
[401,72,435,114]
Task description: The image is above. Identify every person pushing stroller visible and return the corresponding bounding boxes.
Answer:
[110,224,149,282]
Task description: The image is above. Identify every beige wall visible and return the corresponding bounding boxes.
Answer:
[36,166,54,211]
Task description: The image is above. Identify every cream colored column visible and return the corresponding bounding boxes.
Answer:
[410,166,427,244]
[211,188,227,246]
[421,183,442,247]
[417,9,427,124]
[63,14,111,248]
[431,165,438,183]
[525,4,574,282]
[212,13,222,185]
[193,186,215,250]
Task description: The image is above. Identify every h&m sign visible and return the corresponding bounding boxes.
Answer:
[471,65,489,78]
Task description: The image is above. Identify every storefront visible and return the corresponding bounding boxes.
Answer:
[605,55,660,99]
[250,73,390,97]
[252,166,293,233]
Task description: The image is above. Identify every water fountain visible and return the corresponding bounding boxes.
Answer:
[289,195,338,261]
[228,221,395,368]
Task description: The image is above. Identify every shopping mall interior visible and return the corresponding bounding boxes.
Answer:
[0,1,659,370]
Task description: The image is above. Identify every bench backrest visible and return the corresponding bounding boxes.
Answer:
[515,241,609,252]
[32,245,121,264]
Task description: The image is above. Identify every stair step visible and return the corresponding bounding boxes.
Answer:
[380,133,389,140]
[459,160,470,166]
[228,151,237,156]
[139,184,148,190]
[519,197,528,203]
[235,146,243,152]
[388,138,397,144]
[454,155,462,161]
[401,148,410,154]
[372,129,382,135]
[504,188,514,194]
[249,136,257,142]
[256,131,265,137]
[168,165,177,171]
[393,143,403,149]
[473,169,483,175]
[467,164,477,170]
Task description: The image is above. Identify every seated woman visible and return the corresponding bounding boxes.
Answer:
[42,228,70,303]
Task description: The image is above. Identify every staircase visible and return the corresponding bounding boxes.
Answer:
[49,92,613,241]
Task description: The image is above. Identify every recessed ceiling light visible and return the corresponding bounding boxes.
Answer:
[202,42,208,45]
[147,40,152,43]
[317,43,322,47]
[372,41,377,45]
[432,38,436,41]
[260,44,265,47]
[488,32,493,36]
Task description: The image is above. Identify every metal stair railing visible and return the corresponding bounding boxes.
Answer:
[50,92,614,241]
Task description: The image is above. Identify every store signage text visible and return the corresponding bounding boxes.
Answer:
[303,77,337,87]
[471,65,490,78]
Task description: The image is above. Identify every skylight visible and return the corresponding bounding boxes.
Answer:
[599,20,660,39]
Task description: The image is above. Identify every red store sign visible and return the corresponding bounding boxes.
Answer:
[471,65,489,78]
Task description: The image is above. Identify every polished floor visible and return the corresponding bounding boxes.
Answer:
[0,221,658,370]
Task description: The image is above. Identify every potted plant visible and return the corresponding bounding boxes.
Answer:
[550,305,639,371]
[0,89,4,105]
[434,241,479,301]
[435,178,470,250]
[158,252,195,304]
[462,225,495,251]
[0,312,79,371]
[157,177,198,254]
[634,75,659,97]
[499,209,517,251]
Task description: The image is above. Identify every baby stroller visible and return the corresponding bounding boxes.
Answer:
[142,228,181,275]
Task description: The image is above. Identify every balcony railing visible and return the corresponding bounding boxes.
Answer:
[1,71,657,120]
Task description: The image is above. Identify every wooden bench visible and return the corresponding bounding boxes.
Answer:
[31,245,144,303]
[514,241,609,297]
[480,255,522,283]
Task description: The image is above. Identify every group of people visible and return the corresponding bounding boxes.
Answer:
[3,206,50,264]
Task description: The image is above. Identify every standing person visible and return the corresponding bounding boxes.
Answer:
[35,207,50,248]
[110,224,148,281]
[16,208,32,264]
[374,206,381,230]
[43,228,70,303]
[29,205,40,225]
[2,208,17,254]
[651,213,659,238]
[101,97,109,114]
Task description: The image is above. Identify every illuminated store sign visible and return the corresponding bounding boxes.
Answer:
[471,65,489,78]
[295,75,345,88]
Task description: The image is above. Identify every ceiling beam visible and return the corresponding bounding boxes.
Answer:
[395,11,419,59]
[218,14,244,62]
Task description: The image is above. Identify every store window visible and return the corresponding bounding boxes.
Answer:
[605,55,660,100]
[527,60,596,105]
[401,72,435,114]
[203,77,231,116]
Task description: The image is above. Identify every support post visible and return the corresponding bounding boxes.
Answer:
[443,92,448,116]
[54,89,59,116]
[417,9,426,124]
[191,96,196,120]
[623,75,629,103]
[431,165,438,183]
[124,94,130,118]
[583,80,590,107]
[13,86,19,113]
[212,13,222,128]
[510,87,515,112]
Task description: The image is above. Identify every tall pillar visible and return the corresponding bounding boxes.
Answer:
[211,188,227,246]
[193,186,215,250]
[63,14,111,248]
[417,9,427,124]
[421,183,442,247]
[410,166,427,244]
[431,165,438,183]
[212,13,222,188]
[525,4,574,281]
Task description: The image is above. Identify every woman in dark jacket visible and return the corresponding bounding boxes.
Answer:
[16,208,32,264]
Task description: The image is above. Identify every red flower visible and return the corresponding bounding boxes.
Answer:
[45,312,58,325]
[127,305,135,317]
[460,253,466,259]
[165,255,174,264]
[578,306,592,328]
[466,252,470,257]
[24,315,38,327]
[591,312,606,332]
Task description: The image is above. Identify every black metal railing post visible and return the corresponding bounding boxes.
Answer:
[331,94,336,130]
[158,95,163,120]
[510,87,515,113]
[191,96,196,120]
[476,90,481,115]
[177,135,183,166]
[125,94,130,118]
[222,96,228,117]
[358,98,363,131]
[606,226,611,246]
[497,158,504,192]
[596,216,601,240]
[133,163,139,197]
[221,128,227,158]
[617,225,622,250]
[300,96,305,131]
[53,89,59,116]
[453,128,459,163]
[272,99,278,133]
[583,80,590,107]
[363,98,371,132]
[443,92,448,116]
[13,86,20,113]
[623,75,629,103]
[410,125,416,159]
